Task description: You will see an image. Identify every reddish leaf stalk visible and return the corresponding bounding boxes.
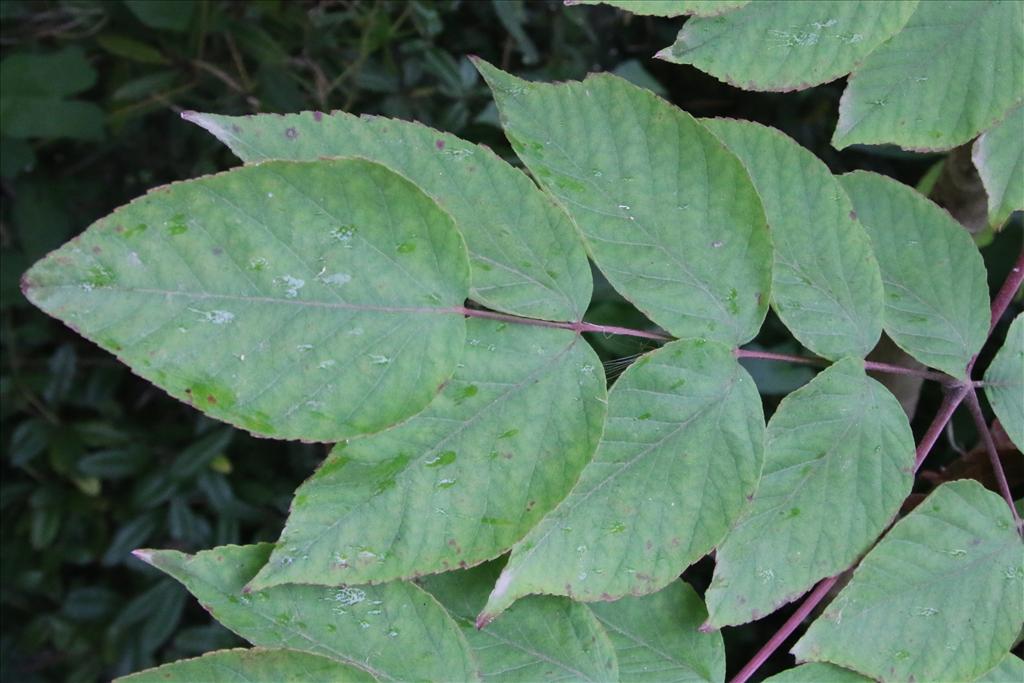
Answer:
[964,389,1023,533]
[988,244,1024,334]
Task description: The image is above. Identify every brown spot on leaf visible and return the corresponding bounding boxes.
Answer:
[435,139,445,150]
[285,127,298,139]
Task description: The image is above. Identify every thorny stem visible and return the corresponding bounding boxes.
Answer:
[964,389,1023,533]
[457,307,957,381]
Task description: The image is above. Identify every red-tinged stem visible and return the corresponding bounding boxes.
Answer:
[455,306,671,341]
[730,576,839,683]
[964,389,1023,533]
[734,348,951,382]
[988,245,1024,334]
[914,383,971,472]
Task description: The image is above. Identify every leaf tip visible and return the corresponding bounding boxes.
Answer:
[475,612,495,630]
[131,548,155,566]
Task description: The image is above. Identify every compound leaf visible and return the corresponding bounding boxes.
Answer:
[972,105,1024,229]
[250,319,606,589]
[833,0,1024,150]
[706,358,915,627]
[117,648,377,683]
[22,159,470,442]
[476,60,771,345]
[422,562,618,682]
[479,339,764,621]
[984,314,1024,452]
[590,580,725,683]
[567,1,749,17]
[839,170,989,378]
[703,119,883,359]
[659,1,917,92]
[792,480,1024,683]
[184,110,590,322]
[136,544,479,682]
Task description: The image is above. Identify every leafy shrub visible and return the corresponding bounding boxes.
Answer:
[7,1,1024,681]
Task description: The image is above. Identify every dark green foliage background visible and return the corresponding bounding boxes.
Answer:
[1,2,1020,682]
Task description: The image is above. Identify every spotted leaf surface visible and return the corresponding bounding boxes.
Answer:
[703,119,883,359]
[480,339,764,620]
[792,480,1024,683]
[138,544,479,682]
[117,648,377,683]
[422,563,618,682]
[250,319,606,589]
[984,314,1024,452]
[973,105,1024,229]
[839,171,989,378]
[184,110,590,322]
[706,359,914,627]
[590,580,725,683]
[22,159,470,442]
[833,0,1024,150]
[476,60,771,345]
[659,1,917,92]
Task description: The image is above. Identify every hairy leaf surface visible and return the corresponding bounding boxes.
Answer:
[793,480,1024,683]
[251,319,606,589]
[480,339,764,620]
[839,171,989,378]
[138,544,479,682]
[833,0,1024,150]
[762,663,872,683]
[589,580,725,683]
[117,648,377,683]
[984,314,1024,452]
[22,159,470,441]
[476,60,771,345]
[659,1,917,92]
[706,358,914,627]
[184,110,590,322]
[972,105,1024,229]
[423,563,618,682]
[568,1,749,17]
[703,119,883,359]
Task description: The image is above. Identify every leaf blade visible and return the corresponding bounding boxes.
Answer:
[792,480,1024,683]
[22,159,470,441]
[117,648,377,683]
[475,60,771,345]
[972,105,1024,229]
[984,314,1024,452]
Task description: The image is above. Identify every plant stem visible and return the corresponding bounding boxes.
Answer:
[734,349,951,382]
[964,388,1023,533]
[729,576,839,683]
[988,244,1024,334]
[732,380,970,682]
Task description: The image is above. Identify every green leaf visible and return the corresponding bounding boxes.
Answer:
[137,544,479,682]
[658,1,917,91]
[479,339,764,620]
[96,35,169,65]
[833,1,1024,150]
[975,654,1024,683]
[475,60,771,345]
[590,580,725,683]
[985,314,1024,452]
[183,110,590,322]
[249,319,606,589]
[423,562,618,682]
[702,119,883,359]
[973,105,1024,228]
[117,648,377,682]
[0,47,104,141]
[763,663,872,683]
[22,159,470,442]
[568,1,750,17]
[124,0,194,32]
[792,480,1024,683]
[706,358,915,627]
[838,170,989,378]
